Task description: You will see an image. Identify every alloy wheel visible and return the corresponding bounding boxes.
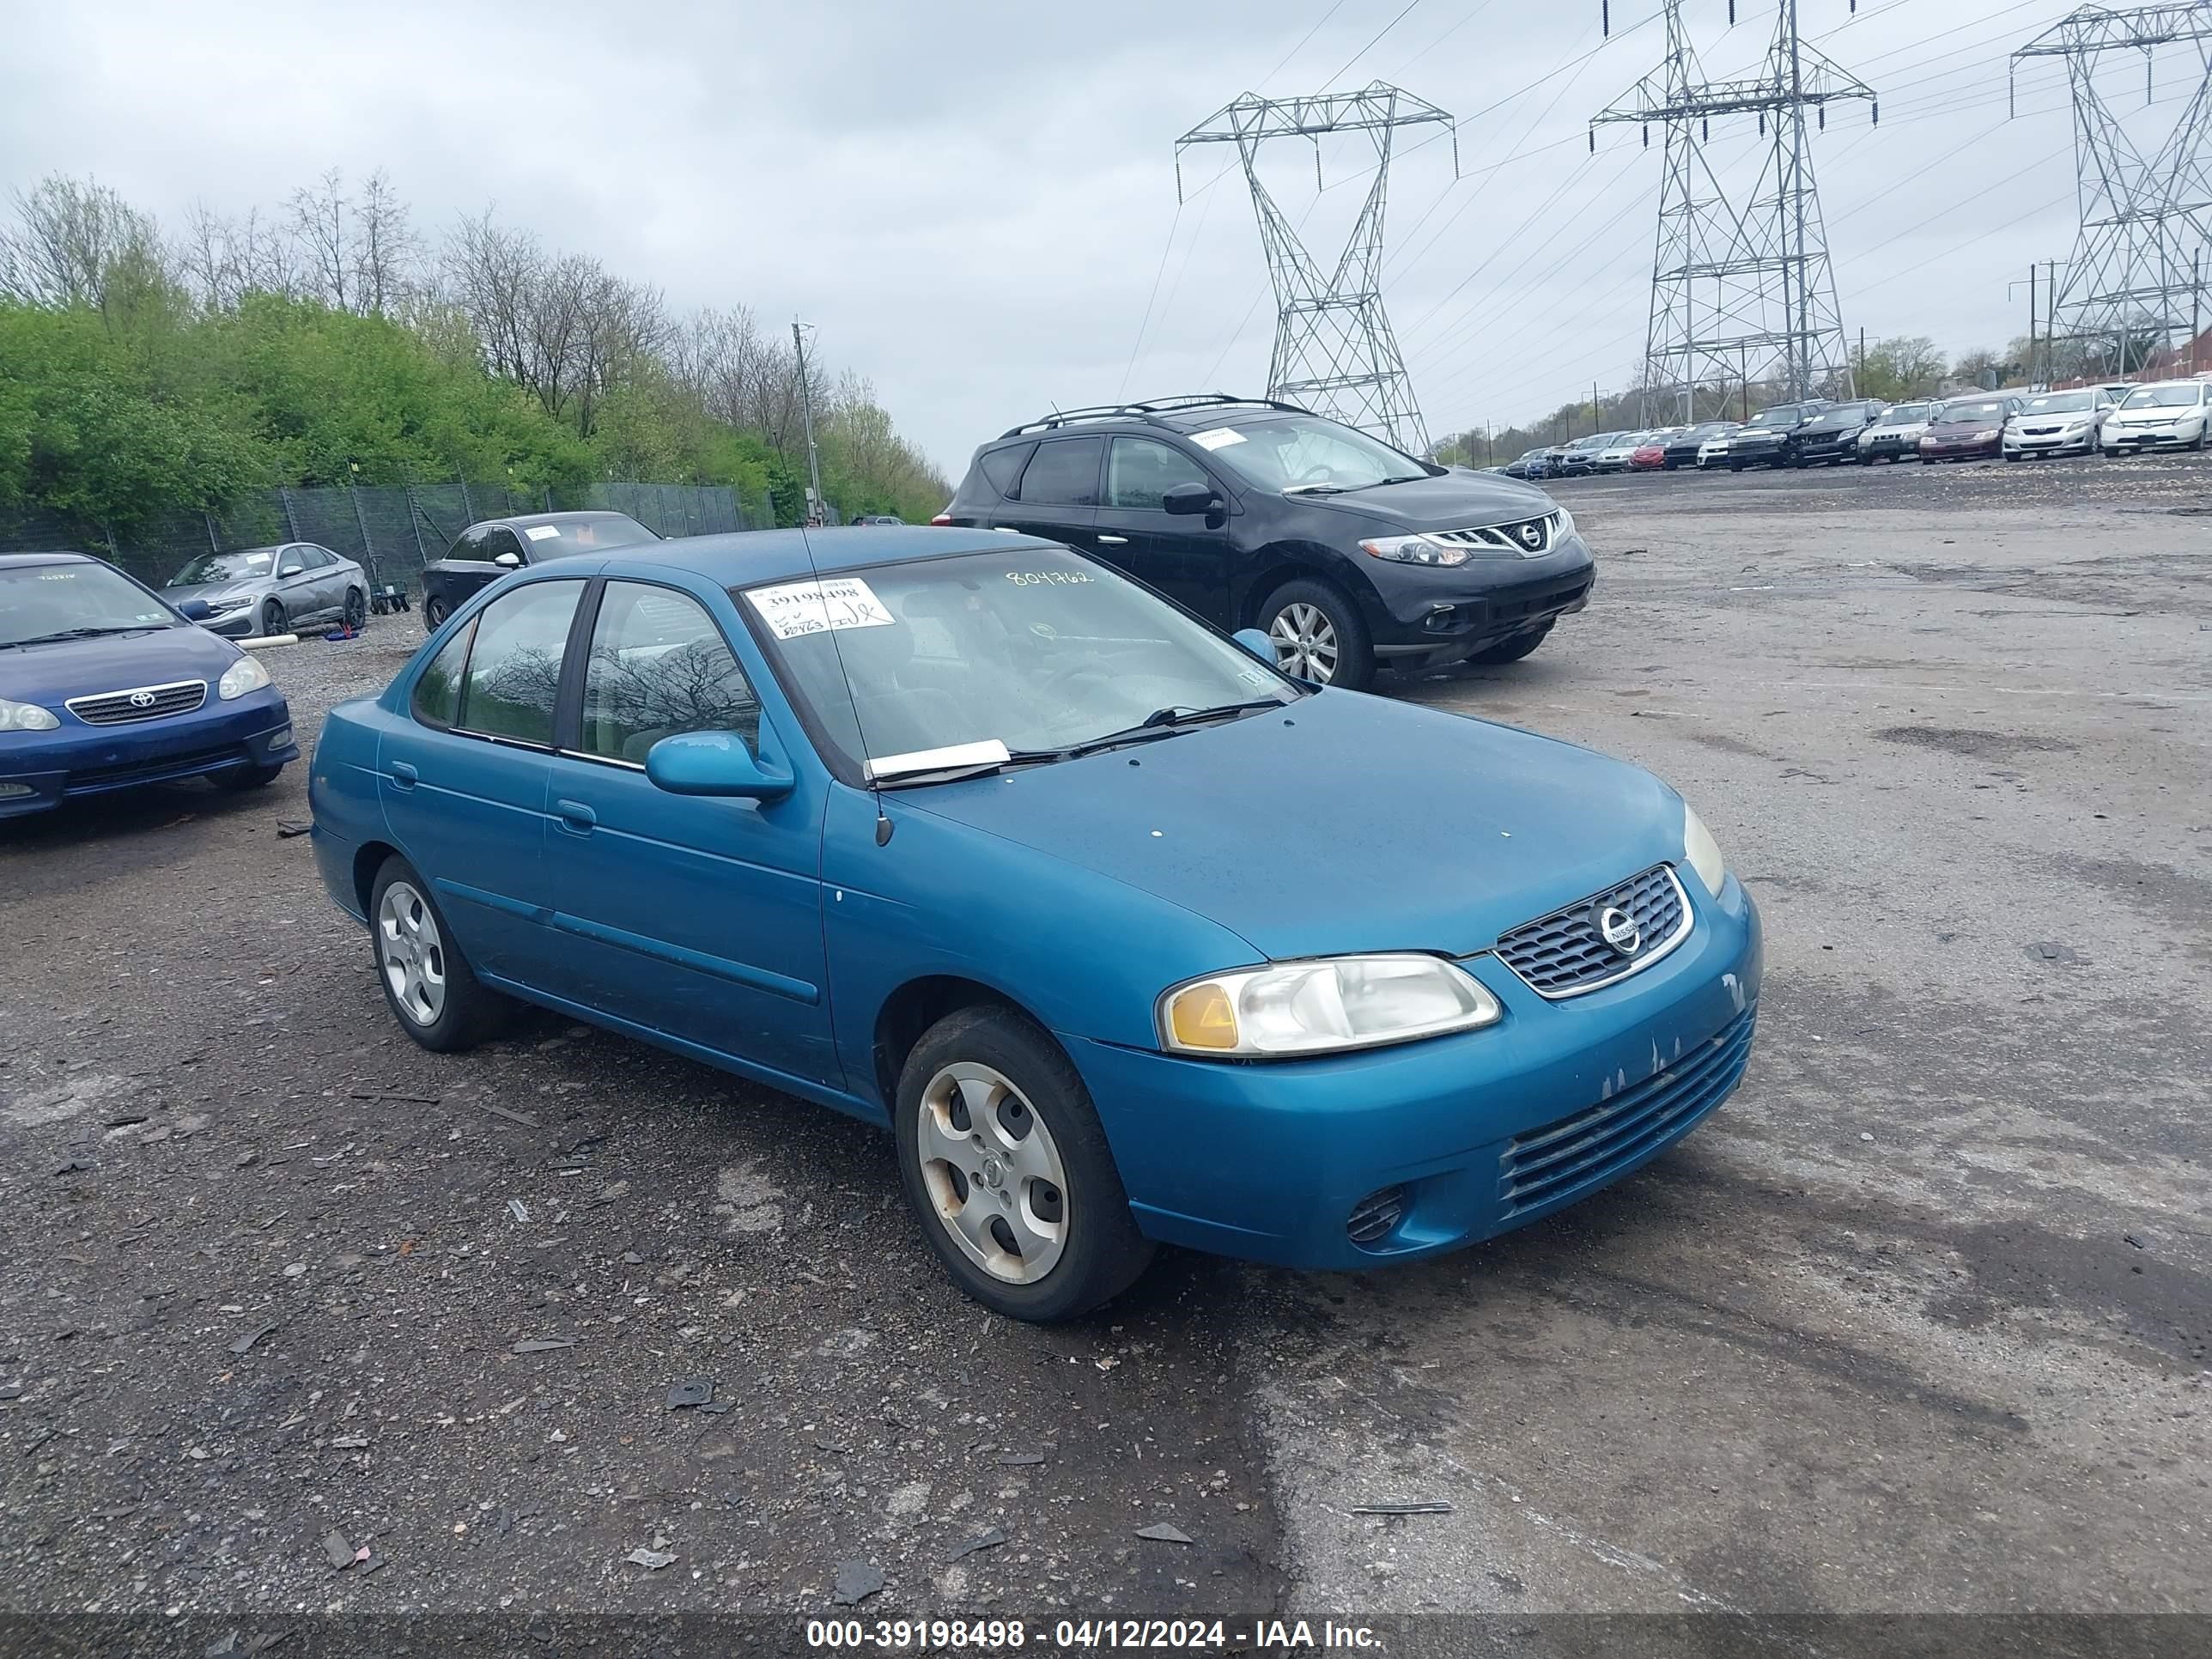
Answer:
[915,1062,1069,1285]
[377,880,447,1026]
[1268,603,1340,684]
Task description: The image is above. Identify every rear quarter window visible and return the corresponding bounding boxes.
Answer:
[979,442,1035,496]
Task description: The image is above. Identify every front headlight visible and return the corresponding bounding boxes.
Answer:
[218,654,272,700]
[1683,803,1726,899]
[1553,505,1575,539]
[1158,953,1502,1058]
[1359,533,1475,566]
[0,696,61,732]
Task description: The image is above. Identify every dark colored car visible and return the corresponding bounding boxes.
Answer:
[1662,422,1735,469]
[938,396,1595,689]
[161,543,370,639]
[0,551,299,818]
[849,514,908,526]
[419,512,659,633]
[1726,401,1832,470]
[1553,434,1617,476]
[1919,396,2021,463]
[1786,399,1886,465]
[1500,447,1553,480]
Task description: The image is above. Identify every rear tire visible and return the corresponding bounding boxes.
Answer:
[1259,579,1373,690]
[368,856,511,1054]
[893,1006,1155,1322]
[1464,622,1554,666]
[343,587,367,629]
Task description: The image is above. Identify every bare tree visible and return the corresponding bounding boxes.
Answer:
[0,175,171,313]
[176,201,301,309]
[289,167,352,313]
[353,169,422,316]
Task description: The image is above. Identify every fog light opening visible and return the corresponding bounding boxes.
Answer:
[1346,1184,1409,1248]
[0,781,36,799]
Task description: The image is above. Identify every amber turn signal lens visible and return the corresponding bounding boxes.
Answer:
[1166,983,1239,1050]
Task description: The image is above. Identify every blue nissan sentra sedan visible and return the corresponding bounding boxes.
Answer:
[0,551,299,818]
[307,527,1761,1321]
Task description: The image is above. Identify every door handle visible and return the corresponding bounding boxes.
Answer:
[388,761,417,791]
[1097,534,1130,545]
[555,799,597,835]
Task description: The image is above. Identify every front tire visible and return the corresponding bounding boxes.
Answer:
[216,763,284,791]
[1260,579,1373,690]
[893,1006,1155,1322]
[368,857,510,1053]
[422,594,449,633]
[259,599,285,637]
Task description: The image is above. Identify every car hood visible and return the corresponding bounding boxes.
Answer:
[899,690,1685,962]
[0,625,243,702]
[1291,472,1559,532]
[161,579,264,607]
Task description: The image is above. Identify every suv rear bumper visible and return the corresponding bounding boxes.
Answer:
[1364,539,1595,659]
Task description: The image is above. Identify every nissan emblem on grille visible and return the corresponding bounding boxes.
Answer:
[1596,905,1642,957]
[1517,520,1545,550]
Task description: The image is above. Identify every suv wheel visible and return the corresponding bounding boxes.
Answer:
[1261,580,1372,690]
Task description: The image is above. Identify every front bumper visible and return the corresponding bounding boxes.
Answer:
[1729,440,1784,465]
[1072,876,1763,1271]
[1364,538,1596,659]
[1858,434,1917,459]
[1920,434,2001,459]
[2006,428,2095,457]
[2104,422,2199,450]
[0,689,298,817]
[1795,436,1859,463]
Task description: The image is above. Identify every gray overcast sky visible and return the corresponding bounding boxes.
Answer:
[0,0,2166,471]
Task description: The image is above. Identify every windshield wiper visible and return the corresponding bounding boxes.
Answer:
[1342,474,1430,490]
[3,624,167,647]
[872,748,1063,789]
[1062,698,1285,759]
[1282,483,1346,495]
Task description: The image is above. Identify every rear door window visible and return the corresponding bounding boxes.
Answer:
[458,580,585,746]
[1014,438,1103,506]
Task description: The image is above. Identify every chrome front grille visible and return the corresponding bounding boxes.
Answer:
[1498,1007,1755,1218]
[1431,510,1563,557]
[65,679,208,726]
[1492,865,1692,999]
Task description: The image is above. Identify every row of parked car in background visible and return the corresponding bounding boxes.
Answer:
[1499,375,2212,479]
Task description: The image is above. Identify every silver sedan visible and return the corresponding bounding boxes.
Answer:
[161,544,370,639]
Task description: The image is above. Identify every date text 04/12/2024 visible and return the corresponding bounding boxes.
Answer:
[803,1618,1381,1650]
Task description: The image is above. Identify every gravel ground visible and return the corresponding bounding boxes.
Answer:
[2,450,2207,1654]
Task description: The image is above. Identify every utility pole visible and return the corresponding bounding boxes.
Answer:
[2028,264,2038,383]
[1595,0,1873,404]
[2014,3,2212,388]
[792,318,826,526]
[1176,85,1455,452]
[1592,380,1601,430]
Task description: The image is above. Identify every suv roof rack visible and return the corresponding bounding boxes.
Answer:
[998,392,1313,440]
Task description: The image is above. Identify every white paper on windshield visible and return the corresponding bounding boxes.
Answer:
[867,738,1010,781]
[1188,427,1247,451]
[524,524,562,541]
[746,576,896,640]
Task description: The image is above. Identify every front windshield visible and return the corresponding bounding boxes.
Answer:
[1935,401,2004,423]
[1747,406,1799,427]
[1191,414,1425,493]
[169,550,276,586]
[2123,384,2204,409]
[1880,403,1931,423]
[742,547,1297,778]
[2022,392,2096,414]
[2,562,175,646]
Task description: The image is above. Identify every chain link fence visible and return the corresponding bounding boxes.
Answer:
[0,481,781,592]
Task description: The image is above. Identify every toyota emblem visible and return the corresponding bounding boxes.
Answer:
[1516,521,1545,550]
[1596,905,1642,957]
[128,690,156,708]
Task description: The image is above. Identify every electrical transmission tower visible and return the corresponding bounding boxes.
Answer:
[1176,84,1455,454]
[1594,0,1874,419]
[2014,3,2212,380]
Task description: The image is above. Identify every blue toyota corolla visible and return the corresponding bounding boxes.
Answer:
[0,551,299,818]
[307,527,1760,1320]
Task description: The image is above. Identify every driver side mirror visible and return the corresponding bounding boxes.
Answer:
[1162,482,1221,517]
[1232,628,1276,666]
[493,550,523,569]
[645,731,793,801]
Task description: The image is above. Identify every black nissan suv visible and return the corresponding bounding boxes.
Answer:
[935,396,1595,690]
